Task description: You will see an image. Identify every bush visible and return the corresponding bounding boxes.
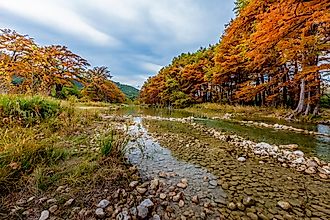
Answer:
[321,95,330,108]
[0,95,65,126]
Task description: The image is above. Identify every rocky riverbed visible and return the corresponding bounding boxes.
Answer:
[7,114,329,220]
[144,117,330,220]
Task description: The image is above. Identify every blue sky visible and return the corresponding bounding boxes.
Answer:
[0,0,235,88]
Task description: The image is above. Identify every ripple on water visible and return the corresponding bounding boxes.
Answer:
[125,117,227,201]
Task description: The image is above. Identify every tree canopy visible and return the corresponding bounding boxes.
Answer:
[139,0,330,115]
[0,29,125,103]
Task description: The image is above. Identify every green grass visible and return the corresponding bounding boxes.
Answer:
[0,95,130,196]
[0,95,68,126]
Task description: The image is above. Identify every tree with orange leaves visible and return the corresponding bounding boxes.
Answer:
[82,66,125,103]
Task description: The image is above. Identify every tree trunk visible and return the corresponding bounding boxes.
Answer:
[294,79,305,114]
[304,91,311,115]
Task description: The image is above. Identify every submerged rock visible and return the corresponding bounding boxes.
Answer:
[237,157,246,162]
[277,201,291,210]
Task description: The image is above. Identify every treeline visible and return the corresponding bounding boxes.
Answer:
[139,0,330,115]
[0,29,125,103]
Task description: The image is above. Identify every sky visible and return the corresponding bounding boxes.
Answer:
[0,0,235,88]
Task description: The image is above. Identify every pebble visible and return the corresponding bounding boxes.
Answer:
[97,199,110,208]
[277,201,291,210]
[192,195,199,204]
[177,182,188,189]
[64,198,74,206]
[46,199,56,204]
[209,180,218,186]
[179,200,185,207]
[173,193,182,202]
[243,197,255,206]
[237,157,246,162]
[137,199,154,218]
[95,208,105,218]
[305,167,317,174]
[136,187,147,194]
[129,181,139,188]
[49,205,58,213]
[151,214,161,220]
[247,212,258,220]
[150,178,159,190]
[159,193,167,199]
[39,210,49,220]
[228,202,236,210]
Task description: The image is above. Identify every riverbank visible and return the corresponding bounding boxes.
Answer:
[184,103,330,125]
[145,118,330,220]
[0,97,136,219]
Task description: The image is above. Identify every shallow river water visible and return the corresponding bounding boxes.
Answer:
[117,106,330,162]
[125,117,227,203]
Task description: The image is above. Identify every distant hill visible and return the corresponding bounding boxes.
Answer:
[114,82,139,100]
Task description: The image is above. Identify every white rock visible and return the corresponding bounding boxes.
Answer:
[95,208,105,218]
[237,157,246,162]
[116,210,129,220]
[293,150,304,157]
[255,142,272,150]
[97,199,110,208]
[39,210,49,220]
[292,157,305,164]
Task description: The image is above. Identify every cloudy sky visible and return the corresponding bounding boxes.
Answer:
[0,0,235,88]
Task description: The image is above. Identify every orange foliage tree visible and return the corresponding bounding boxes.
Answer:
[0,29,126,103]
[82,66,126,103]
[140,0,329,115]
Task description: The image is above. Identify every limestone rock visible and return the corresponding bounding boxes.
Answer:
[39,210,49,220]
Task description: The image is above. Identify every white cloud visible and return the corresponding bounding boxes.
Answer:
[140,62,163,73]
[0,0,235,86]
[0,0,119,46]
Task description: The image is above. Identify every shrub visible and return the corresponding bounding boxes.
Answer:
[0,95,65,126]
[321,95,330,108]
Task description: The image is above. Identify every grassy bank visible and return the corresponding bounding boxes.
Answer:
[0,95,135,219]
